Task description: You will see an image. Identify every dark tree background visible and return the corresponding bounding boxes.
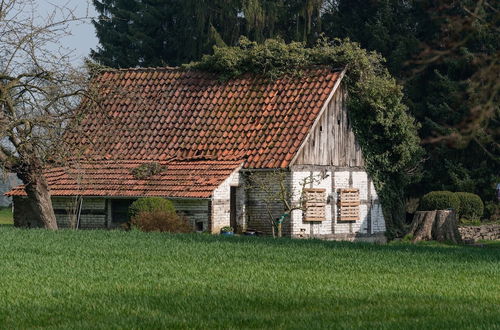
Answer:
[91,0,499,219]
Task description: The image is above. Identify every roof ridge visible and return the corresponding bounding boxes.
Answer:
[98,64,344,75]
[98,66,181,73]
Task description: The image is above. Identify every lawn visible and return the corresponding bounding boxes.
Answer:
[0,207,13,225]
[0,228,498,329]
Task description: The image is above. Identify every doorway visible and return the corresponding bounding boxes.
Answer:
[230,186,237,231]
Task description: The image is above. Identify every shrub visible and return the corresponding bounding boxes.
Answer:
[129,197,175,219]
[484,201,500,222]
[419,191,460,212]
[131,211,193,233]
[455,192,484,221]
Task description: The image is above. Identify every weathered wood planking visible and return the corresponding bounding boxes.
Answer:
[303,188,326,221]
[338,188,360,221]
[293,86,364,166]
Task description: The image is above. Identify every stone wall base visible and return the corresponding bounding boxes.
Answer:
[291,232,387,244]
[459,225,500,241]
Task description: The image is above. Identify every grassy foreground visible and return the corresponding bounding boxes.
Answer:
[0,228,499,329]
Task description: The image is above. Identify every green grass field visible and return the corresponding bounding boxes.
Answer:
[0,207,13,224]
[0,228,498,329]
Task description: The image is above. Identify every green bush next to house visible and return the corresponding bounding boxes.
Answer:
[131,211,193,233]
[455,192,484,221]
[419,191,460,212]
[129,197,192,233]
[128,197,176,219]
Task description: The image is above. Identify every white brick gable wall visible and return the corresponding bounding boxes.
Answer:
[289,166,385,239]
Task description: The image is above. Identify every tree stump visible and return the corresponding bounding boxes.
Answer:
[408,210,462,243]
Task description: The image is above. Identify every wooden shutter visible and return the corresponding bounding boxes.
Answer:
[303,188,326,221]
[337,188,360,221]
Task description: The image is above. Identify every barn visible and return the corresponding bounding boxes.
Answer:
[7,66,386,241]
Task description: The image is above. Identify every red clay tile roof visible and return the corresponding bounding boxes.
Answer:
[7,160,242,198]
[67,66,343,169]
[7,67,343,199]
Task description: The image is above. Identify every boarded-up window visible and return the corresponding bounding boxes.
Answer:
[337,188,360,221]
[303,188,326,221]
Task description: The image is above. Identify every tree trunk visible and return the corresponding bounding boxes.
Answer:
[19,171,58,230]
[408,210,461,244]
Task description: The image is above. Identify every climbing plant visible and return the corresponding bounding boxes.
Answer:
[188,37,424,236]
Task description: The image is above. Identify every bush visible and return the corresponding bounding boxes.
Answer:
[455,192,484,221]
[484,201,500,222]
[419,191,460,212]
[129,197,175,219]
[131,211,193,233]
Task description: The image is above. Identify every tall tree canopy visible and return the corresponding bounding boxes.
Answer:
[91,0,324,67]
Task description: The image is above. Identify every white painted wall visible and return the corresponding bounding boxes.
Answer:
[289,167,385,238]
[211,168,245,234]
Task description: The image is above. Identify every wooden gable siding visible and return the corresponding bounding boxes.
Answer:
[292,86,364,167]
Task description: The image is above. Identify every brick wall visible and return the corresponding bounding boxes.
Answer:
[245,171,291,236]
[53,197,107,229]
[289,165,385,239]
[211,168,245,234]
[172,199,210,231]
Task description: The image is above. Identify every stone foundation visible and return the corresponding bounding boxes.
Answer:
[459,225,500,241]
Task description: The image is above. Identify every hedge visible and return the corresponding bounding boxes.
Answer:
[128,197,176,219]
[419,191,460,212]
[455,192,484,220]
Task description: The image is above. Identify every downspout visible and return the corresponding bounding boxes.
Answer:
[76,197,83,229]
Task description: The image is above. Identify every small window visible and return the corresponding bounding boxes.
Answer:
[337,189,360,221]
[111,199,135,223]
[303,188,326,221]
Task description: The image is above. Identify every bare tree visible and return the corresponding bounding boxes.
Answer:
[245,170,326,238]
[0,0,92,229]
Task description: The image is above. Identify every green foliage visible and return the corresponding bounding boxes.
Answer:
[131,211,192,233]
[419,191,460,212]
[131,162,166,179]
[321,0,499,212]
[484,201,500,223]
[128,197,175,219]
[0,227,499,328]
[455,192,484,221]
[189,37,423,232]
[321,0,420,76]
[91,0,323,68]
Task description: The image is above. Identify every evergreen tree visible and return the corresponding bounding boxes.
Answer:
[322,0,499,211]
[321,0,421,76]
[91,0,324,67]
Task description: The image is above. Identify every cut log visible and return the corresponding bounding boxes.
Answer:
[408,210,462,244]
